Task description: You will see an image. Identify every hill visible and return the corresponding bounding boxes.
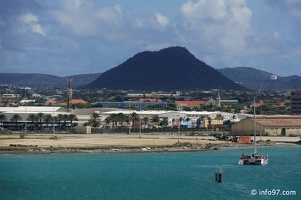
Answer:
[218,67,301,91]
[84,47,246,91]
[0,73,101,88]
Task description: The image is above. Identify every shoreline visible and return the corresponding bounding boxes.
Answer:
[0,141,299,155]
[0,133,299,155]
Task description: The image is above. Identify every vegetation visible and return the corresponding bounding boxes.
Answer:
[85,113,101,127]
[218,67,301,91]
[0,73,101,88]
[84,47,245,91]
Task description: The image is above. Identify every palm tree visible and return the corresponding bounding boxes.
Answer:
[57,114,64,131]
[130,112,139,128]
[10,114,22,131]
[143,117,149,128]
[160,117,168,127]
[232,115,236,125]
[117,113,127,126]
[62,114,69,131]
[110,113,119,127]
[196,116,204,128]
[152,115,160,123]
[36,112,45,131]
[68,114,78,127]
[105,116,112,126]
[88,113,101,127]
[207,117,212,129]
[43,114,53,130]
[0,114,7,126]
[215,114,224,128]
[27,114,36,123]
[27,114,37,132]
[52,116,58,132]
[186,117,191,128]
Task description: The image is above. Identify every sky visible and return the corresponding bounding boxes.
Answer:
[0,0,301,77]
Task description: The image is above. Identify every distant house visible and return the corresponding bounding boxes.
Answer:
[252,101,264,108]
[139,98,162,103]
[2,94,20,99]
[96,101,167,109]
[175,101,205,110]
[44,99,88,106]
[44,99,57,105]
[277,102,286,107]
[70,99,88,104]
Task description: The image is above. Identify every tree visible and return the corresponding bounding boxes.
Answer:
[87,113,101,127]
[10,114,22,130]
[43,114,53,130]
[196,115,204,128]
[186,117,191,127]
[0,114,7,125]
[215,113,224,122]
[160,117,168,127]
[207,117,212,129]
[27,114,36,123]
[143,117,149,128]
[110,113,119,127]
[232,115,236,125]
[27,114,37,132]
[62,114,69,131]
[152,115,160,123]
[116,113,127,126]
[57,114,64,131]
[105,116,112,126]
[68,114,78,127]
[130,112,139,127]
[36,113,45,131]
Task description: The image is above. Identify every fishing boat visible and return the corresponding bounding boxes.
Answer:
[238,99,268,165]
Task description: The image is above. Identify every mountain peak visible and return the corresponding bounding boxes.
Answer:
[84,47,246,91]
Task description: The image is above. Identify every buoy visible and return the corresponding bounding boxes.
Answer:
[215,165,222,183]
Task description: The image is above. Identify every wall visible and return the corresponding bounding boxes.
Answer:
[75,126,91,134]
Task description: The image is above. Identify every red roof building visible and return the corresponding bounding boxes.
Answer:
[70,99,88,104]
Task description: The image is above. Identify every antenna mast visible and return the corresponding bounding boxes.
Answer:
[67,78,73,112]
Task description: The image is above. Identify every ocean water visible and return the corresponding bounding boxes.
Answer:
[0,146,300,200]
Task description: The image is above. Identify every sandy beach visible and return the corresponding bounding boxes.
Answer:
[0,133,299,154]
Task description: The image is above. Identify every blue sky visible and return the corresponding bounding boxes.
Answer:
[0,0,300,77]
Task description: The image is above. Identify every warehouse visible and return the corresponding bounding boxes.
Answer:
[232,116,301,136]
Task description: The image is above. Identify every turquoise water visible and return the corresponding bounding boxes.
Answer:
[0,146,300,200]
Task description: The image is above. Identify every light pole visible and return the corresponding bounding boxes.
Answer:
[178,118,180,143]
[139,109,141,138]
[128,104,131,134]
[25,102,27,136]
[52,106,55,137]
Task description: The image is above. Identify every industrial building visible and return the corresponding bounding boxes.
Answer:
[232,116,301,136]
[291,91,301,115]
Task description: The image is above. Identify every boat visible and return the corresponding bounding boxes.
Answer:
[238,99,268,165]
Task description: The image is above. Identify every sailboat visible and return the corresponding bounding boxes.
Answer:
[238,99,268,165]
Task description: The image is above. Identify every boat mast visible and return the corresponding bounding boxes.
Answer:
[253,98,257,154]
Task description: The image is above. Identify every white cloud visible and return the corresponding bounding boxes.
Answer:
[20,13,38,24]
[51,0,171,45]
[285,0,301,20]
[273,32,280,39]
[51,1,130,39]
[155,13,169,27]
[178,0,253,55]
[19,13,46,36]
